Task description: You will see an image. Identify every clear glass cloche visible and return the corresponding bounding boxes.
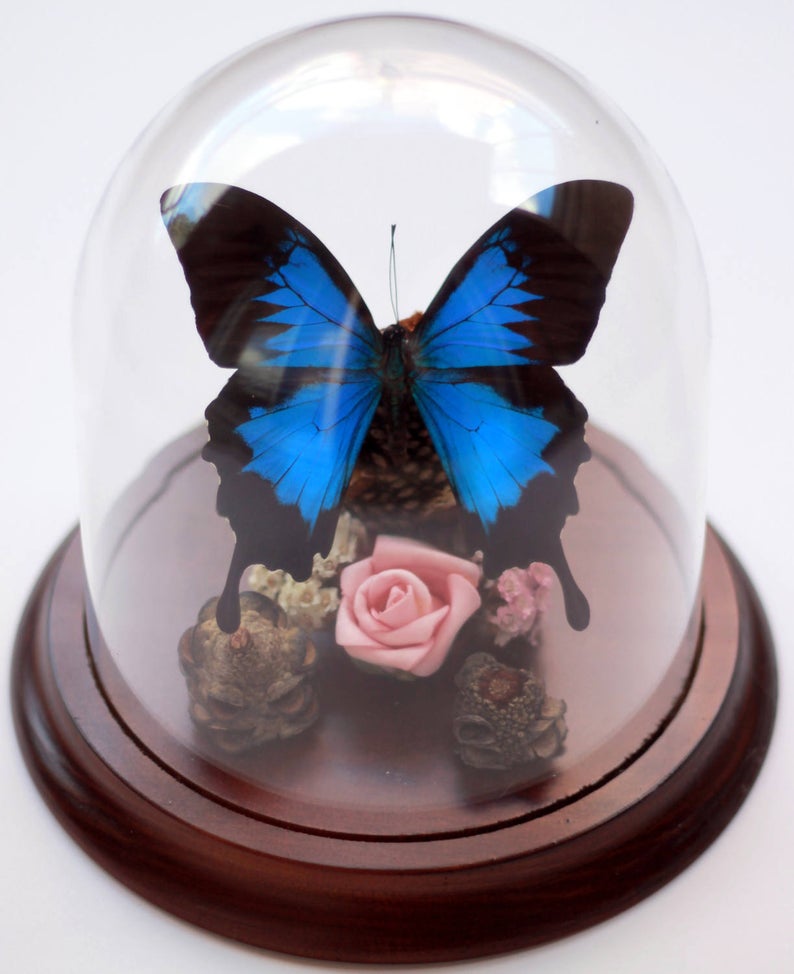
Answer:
[72,14,709,826]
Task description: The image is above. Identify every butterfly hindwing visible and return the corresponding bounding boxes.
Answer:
[411,365,591,627]
[161,183,383,631]
[410,374,558,524]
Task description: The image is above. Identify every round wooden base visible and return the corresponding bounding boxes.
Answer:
[12,526,776,963]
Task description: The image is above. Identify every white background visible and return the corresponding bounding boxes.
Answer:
[1,1,792,971]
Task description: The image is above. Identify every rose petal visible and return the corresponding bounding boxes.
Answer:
[353,570,432,639]
[370,536,481,592]
[373,584,422,629]
[339,556,374,597]
[335,594,381,649]
[374,603,448,647]
[335,598,448,674]
[364,568,432,616]
[409,574,482,676]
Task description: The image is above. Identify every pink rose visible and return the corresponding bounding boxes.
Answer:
[335,536,482,677]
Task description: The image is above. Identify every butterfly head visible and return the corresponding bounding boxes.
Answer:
[381,322,413,380]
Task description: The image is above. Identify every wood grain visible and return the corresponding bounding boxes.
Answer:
[11,524,776,962]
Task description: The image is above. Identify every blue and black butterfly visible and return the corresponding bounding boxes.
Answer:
[161,180,633,633]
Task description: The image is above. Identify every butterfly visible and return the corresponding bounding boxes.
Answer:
[161,180,633,633]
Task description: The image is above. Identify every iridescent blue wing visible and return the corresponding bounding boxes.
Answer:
[161,183,383,631]
[413,180,633,370]
[409,181,634,628]
[410,366,592,628]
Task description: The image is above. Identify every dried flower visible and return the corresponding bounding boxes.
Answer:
[276,574,340,632]
[488,563,553,647]
[248,513,366,631]
[453,652,567,769]
[178,591,319,753]
[311,511,368,579]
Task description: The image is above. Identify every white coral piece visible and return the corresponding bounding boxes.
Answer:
[247,513,366,632]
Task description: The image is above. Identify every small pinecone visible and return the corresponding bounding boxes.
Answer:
[344,394,465,552]
[453,652,567,770]
[178,591,319,753]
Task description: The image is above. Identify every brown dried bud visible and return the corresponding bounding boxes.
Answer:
[178,591,319,753]
[453,652,567,770]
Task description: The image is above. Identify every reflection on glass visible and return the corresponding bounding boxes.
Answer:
[157,177,634,775]
[73,17,709,828]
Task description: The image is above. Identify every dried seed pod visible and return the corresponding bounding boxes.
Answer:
[453,652,567,770]
[179,591,319,753]
[344,394,464,550]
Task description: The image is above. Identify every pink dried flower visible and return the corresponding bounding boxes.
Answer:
[490,563,553,647]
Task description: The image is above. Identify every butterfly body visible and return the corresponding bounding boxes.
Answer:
[161,180,633,633]
[378,322,415,450]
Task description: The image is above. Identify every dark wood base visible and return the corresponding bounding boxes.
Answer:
[11,524,776,962]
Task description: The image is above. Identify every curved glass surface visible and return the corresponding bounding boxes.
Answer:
[73,16,709,830]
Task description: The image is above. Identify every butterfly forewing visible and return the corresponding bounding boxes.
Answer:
[161,183,382,370]
[412,180,633,369]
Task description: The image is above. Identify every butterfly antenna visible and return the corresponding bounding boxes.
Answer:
[389,224,400,324]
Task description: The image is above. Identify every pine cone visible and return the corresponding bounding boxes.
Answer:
[178,591,319,753]
[344,393,465,552]
[453,652,567,770]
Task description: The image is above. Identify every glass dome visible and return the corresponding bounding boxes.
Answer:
[73,15,708,829]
